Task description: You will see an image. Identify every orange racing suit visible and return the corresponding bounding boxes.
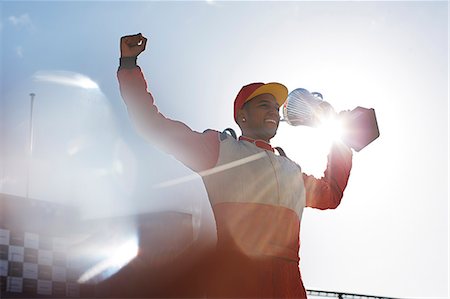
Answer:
[117,63,352,298]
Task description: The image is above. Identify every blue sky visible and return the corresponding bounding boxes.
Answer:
[1,1,448,298]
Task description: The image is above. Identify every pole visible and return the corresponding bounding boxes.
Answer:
[26,93,35,199]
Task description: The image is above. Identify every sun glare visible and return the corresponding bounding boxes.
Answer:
[275,111,348,177]
[33,71,99,90]
[77,237,139,284]
[316,115,345,144]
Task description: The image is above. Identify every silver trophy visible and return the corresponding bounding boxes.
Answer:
[282,88,380,152]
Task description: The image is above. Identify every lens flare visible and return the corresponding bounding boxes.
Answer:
[77,236,138,284]
[33,71,99,90]
[317,115,345,144]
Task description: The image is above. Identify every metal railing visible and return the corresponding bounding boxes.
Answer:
[308,289,402,299]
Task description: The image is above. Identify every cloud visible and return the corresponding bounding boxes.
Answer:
[33,71,99,90]
[8,13,33,29]
[15,46,24,58]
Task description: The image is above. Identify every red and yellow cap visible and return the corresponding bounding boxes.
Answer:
[233,82,288,122]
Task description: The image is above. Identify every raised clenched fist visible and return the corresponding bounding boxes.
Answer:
[120,33,148,58]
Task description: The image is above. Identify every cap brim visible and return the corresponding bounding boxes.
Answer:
[245,82,288,107]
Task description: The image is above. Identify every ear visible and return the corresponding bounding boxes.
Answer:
[236,109,247,126]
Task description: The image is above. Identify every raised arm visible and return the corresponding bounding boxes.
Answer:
[117,33,219,172]
[303,141,353,210]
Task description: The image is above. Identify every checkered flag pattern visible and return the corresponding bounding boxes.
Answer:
[0,228,80,297]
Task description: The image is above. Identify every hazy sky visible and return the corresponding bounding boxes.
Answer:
[0,1,448,298]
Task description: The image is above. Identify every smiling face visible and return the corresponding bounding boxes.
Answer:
[237,93,281,142]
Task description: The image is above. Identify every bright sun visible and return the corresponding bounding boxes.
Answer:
[274,117,346,178]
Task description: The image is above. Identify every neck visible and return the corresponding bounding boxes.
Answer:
[239,136,274,152]
[240,135,271,144]
[240,131,272,143]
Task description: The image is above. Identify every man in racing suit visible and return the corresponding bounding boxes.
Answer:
[117,33,352,298]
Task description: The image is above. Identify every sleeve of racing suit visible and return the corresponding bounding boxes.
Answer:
[117,64,220,172]
[303,141,353,209]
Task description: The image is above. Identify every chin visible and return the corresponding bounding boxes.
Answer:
[266,129,278,141]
